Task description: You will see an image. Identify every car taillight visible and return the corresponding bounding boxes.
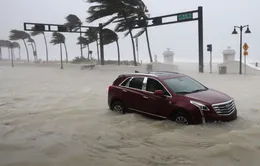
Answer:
[108,86,113,91]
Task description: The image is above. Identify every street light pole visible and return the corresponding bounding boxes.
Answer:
[232,25,251,74]
[239,26,243,75]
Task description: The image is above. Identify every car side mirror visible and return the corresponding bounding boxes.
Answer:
[154,90,164,97]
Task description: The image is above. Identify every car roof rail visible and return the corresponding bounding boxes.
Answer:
[149,71,179,74]
[119,71,158,77]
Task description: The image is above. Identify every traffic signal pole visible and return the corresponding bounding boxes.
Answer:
[130,6,204,73]
[207,44,212,73]
[198,6,204,73]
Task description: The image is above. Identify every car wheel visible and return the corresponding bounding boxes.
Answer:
[174,112,192,125]
[111,101,126,114]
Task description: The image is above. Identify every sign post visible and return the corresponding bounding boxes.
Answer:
[243,43,249,75]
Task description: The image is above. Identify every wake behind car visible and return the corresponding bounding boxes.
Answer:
[108,71,237,125]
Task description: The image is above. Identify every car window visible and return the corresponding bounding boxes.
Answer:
[120,77,131,86]
[146,78,170,96]
[163,76,207,94]
[129,77,144,90]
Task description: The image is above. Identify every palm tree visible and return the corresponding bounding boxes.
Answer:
[0,40,10,60]
[9,42,20,67]
[31,28,49,62]
[4,40,12,60]
[86,0,151,65]
[85,28,100,62]
[64,14,84,58]
[9,30,30,62]
[27,38,37,61]
[50,32,67,69]
[12,42,20,60]
[102,28,121,65]
[77,36,90,59]
[0,40,5,60]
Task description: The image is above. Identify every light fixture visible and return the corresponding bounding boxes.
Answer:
[232,28,238,34]
[245,26,251,34]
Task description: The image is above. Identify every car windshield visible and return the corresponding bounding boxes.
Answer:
[163,76,208,94]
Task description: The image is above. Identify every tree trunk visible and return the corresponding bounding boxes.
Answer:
[123,13,137,66]
[30,42,35,52]
[11,48,14,67]
[60,43,63,69]
[96,40,100,63]
[116,40,120,66]
[0,47,2,60]
[8,48,10,60]
[19,47,21,60]
[129,30,137,66]
[145,28,153,62]
[80,28,84,58]
[22,39,30,63]
[30,42,36,62]
[43,32,49,63]
[87,44,90,60]
[63,43,68,64]
[33,41,38,57]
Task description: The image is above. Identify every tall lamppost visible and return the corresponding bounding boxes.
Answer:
[232,25,251,74]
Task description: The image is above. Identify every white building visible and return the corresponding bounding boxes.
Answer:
[163,48,174,64]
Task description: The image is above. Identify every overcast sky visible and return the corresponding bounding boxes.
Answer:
[0,0,259,63]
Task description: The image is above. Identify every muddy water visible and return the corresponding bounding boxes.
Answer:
[0,63,260,166]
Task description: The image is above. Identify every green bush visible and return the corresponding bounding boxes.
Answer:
[71,56,89,64]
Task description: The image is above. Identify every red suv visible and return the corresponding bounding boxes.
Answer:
[108,71,237,125]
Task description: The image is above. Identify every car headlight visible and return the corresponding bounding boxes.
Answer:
[190,100,209,111]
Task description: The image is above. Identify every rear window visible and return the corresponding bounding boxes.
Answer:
[129,77,144,90]
[113,77,126,85]
[120,77,131,86]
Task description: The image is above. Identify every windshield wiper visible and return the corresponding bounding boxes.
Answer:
[176,89,207,95]
[176,91,191,94]
[190,89,207,93]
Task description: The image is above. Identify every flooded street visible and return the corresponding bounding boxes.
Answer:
[1,62,260,166]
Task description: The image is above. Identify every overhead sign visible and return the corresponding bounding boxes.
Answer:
[243,43,249,51]
[177,13,193,21]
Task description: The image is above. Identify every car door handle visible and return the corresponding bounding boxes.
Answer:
[143,96,148,99]
[122,89,127,92]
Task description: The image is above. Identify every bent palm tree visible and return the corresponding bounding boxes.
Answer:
[4,40,12,60]
[102,28,121,65]
[0,40,5,60]
[27,38,37,61]
[64,14,83,58]
[31,28,49,62]
[77,36,90,59]
[86,0,151,65]
[50,32,67,69]
[12,42,20,60]
[9,30,30,62]
[9,42,20,67]
[0,40,10,60]
[85,28,100,62]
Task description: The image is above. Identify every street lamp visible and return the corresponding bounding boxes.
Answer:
[232,25,251,74]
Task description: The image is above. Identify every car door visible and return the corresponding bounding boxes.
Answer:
[141,77,173,118]
[122,76,146,111]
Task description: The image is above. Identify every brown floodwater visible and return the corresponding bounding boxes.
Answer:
[0,62,260,166]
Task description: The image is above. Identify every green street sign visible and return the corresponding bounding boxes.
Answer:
[177,13,193,21]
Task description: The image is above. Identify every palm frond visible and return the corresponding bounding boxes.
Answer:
[9,30,30,40]
[133,28,145,38]
[50,32,65,45]
[64,14,82,32]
